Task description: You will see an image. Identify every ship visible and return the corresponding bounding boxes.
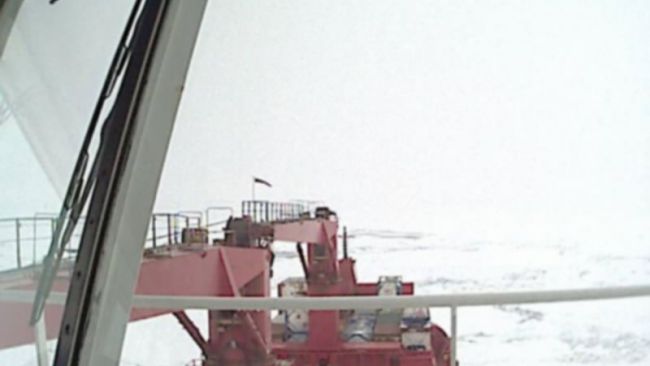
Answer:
[0,202,452,365]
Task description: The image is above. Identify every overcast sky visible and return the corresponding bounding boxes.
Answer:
[151,1,650,241]
[1,1,648,243]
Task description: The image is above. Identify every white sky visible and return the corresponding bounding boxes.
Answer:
[0,1,648,242]
[155,1,650,240]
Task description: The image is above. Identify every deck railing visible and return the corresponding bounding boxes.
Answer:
[0,207,234,271]
[126,284,650,366]
[241,200,307,223]
[0,215,62,270]
[0,202,319,270]
[3,284,650,365]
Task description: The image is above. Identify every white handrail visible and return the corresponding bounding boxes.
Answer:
[135,285,650,309]
[3,284,650,366]
[2,284,650,309]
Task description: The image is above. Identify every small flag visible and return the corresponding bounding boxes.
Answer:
[253,177,272,188]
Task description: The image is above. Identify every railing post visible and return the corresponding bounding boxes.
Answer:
[343,226,348,259]
[32,215,38,267]
[173,215,180,244]
[265,202,269,222]
[151,215,157,248]
[15,218,21,269]
[450,305,457,366]
[167,214,173,245]
[33,217,38,266]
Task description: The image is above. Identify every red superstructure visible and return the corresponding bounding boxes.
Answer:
[0,201,451,366]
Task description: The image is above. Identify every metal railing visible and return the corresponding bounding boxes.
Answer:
[2,285,650,365]
[0,215,61,270]
[149,212,201,247]
[241,200,307,223]
[0,207,235,271]
[147,207,233,247]
[124,284,650,366]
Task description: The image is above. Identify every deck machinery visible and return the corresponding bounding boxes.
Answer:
[0,201,451,366]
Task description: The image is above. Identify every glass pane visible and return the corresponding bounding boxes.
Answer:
[0,1,132,364]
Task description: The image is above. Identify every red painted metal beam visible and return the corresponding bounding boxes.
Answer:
[272,220,337,245]
[0,245,270,349]
[173,311,209,356]
[217,249,268,352]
